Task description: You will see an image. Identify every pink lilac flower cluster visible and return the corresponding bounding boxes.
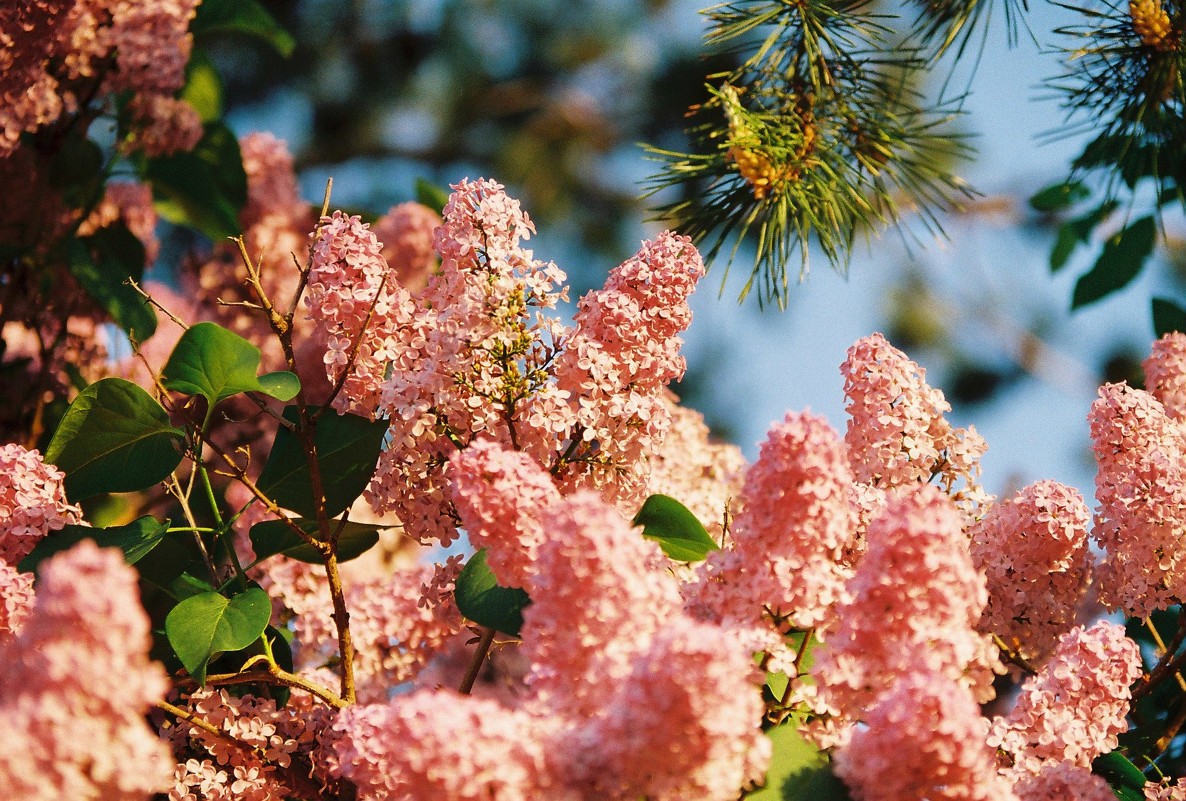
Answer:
[371,201,441,293]
[552,230,706,508]
[568,616,770,801]
[364,179,570,544]
[306,211,421,418]
[969,479,1092,664]
[1012,762,1116,801]
[0,442,81,565]
[686,411,857,645]
[519,490,683,713]
[842,332,989,512]
[0,541,171,800]
[355,179,703,545]
[0,561,34,641]
[0,1,71,156]
[165,687,333,801]
[0,0,200,157]
[833,671,1016,801]
[327,690,562,801]
[1145,332,1186,420]
[988,620,1143,778]
[449,440,560,588]
[1089,381,1186,616]
[808,485,1000,747]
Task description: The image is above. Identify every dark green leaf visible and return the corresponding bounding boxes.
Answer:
[162,322,300,406]
[1050,223,1079,273]
[45,377,185,501]
[744,723,852,801]
[1029,180,1089,212]
[67,230,157,342]
[632,494,719,562]
[1093,751,1147,791]
[455,549,531,636]
[249,518,382,564]
[181,49,224,124]
[18,516,169,573]
[170,572,219,600]
[146,122,245,240]
[415,179,451,214]
[256,407,388,519]
[191,0,296,57]
[1071,216,1157,309]
[1153,298,1186,338]
[48,130,103,203]
[165,587,271,684]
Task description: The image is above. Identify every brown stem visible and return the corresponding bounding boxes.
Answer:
[1134,613,1186,701]
[156,699,267,758]
[200,665,347,709]
[323,551,357,704]
[459,627,497,695]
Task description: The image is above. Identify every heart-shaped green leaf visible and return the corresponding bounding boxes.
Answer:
[165,587,272,684]
[633,493,720,562]
[162,322,299,406]
[455,549,531,637]
[46,377,185,501]
[256,407,388,519]
[18,516,169,574]
[249,517,382,564]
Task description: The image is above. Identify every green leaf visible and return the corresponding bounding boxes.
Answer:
[1072,216,1158,309]
[632,494,719,562]
[1093,751,1147,791]
[181,49,224,124]
[45,377,185,501]
[1029,180,1089,212]
[165,587,271,684]
[1093,751,1148,800]
[170,572,219,601]
[48,129,103,205]
[18,516,169,573]
[146,122,246,240]
[1051,201,1119,273]
[191,0,296,57]
[1153,298,1186,338]
[67,229,157,342]
[256,407,388,519]
[249,518,382,564]
[162,322,300,406]
[744,724,852,801]
[455,549,531,637]
[415,179,451,214]
[1050,223,1080,273]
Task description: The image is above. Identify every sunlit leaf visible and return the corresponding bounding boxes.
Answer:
[633,494,719,562]
[165,587,271,684]
[162,322,300,406]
